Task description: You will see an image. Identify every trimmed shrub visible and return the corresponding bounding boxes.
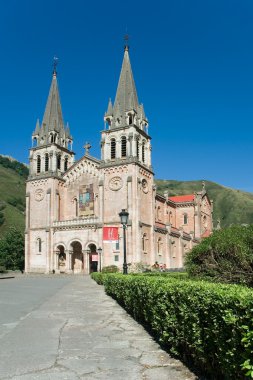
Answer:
[92,273,253,379]
[91,272,105,284]
[101,265,119,273]
[185,225,253,286]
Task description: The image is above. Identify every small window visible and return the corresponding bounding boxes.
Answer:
[142,233,147,252]
[136,140,139,159]
[73,198,78,217]
[111,138,116,159]
[37,155,41,173]
[64,157,68,171]
[157,238,162,254]
[115,241,119,250]
[57,155,61,170]
[121,136,127,158]
[37,238,42,253]
[142,142,145,163]
[114,255,119,262]
[184,214,188,225]
[129,114,133,124]
[45,153,49,172]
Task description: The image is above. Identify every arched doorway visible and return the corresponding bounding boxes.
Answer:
[71,241,83,273]
[57,245,66,272]
[88,243,98,273]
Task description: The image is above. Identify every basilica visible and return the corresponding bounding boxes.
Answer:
[25,45,213,274]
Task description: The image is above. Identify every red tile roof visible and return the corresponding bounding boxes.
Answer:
[169,194,195,203]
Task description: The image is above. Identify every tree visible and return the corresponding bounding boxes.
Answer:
[0,227,24,270]
[185,225,253,286]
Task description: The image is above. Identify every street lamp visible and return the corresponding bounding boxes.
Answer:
[119,209,129,274]
[97,247,102,272]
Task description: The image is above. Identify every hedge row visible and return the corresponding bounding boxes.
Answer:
[91,273,253,379]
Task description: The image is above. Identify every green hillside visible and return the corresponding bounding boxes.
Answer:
[155,179,253,228]
[0,156,28,236]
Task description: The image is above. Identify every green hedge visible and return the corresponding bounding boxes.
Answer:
[91,273,253,379]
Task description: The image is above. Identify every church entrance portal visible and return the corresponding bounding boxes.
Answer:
[71,241,83,273]
[88,244,98,273]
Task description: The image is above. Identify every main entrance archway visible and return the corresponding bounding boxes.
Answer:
[88,243,98,274]
[71,241,83,273]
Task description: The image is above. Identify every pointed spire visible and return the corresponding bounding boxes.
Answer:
[113,46,139,116]
[105,98,113,117]
[41,72,65,134]
[105,45,148,132]
[32,119,40,136]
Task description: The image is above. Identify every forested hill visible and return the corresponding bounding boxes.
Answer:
[0,155,253,235]
[156,179,253,228]
[0,155,28,235]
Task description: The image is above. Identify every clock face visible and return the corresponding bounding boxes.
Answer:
[35,188,45,201]
[109,176,123,191]
[142,179,149,193]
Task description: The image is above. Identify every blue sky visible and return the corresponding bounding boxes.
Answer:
[0,0,253,191]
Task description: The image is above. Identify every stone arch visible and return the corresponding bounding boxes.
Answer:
[86,242,98,274]
[69,240,83,273]
[56,244,66,272]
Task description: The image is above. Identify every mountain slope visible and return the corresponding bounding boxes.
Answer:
[0,156,28,235]
[155,179,253,228]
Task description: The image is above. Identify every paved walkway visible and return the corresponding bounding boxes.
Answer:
[0,275,196,380]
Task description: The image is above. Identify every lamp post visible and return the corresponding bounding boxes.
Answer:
[97,247,102,272]
[119,209,129,274]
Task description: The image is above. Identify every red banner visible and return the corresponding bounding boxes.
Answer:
[103,227,119,242]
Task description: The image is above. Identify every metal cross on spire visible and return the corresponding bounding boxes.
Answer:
[84,142,91,155]
[124,33,129,51]
[53,56,58,75]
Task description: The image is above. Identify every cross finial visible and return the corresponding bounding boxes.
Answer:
[84,142,91,155]
[53,56,58,75]
[124,33,129,51]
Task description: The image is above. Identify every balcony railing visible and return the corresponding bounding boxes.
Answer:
[53,217,99,228]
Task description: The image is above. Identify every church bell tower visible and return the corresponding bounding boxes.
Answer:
[100,43,155,265]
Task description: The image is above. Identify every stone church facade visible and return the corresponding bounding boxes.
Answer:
[25,46,213,274]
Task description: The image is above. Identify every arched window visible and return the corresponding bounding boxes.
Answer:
[129,114,133,125]
[157,237,162,254]
[142,142,145,163]
[45,153,49,172]
[121,136,127,158]
[184,214,188,225]
[37,155,41,173]
[37,238,42,253]
[142,233,147,252]
[73,198,78,217]
[50,133,54,143]
[64,157,68,171]
[57,155,61,170]
[136,139,139,159]
[157,206,162,221]
[111,138,116,159]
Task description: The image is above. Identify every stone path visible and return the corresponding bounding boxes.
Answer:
[0,275,196,380]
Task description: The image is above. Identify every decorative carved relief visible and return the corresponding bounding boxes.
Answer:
[35,188,45,201]
[139,168,152,178]
[109,176,123,191]
[141,179,149,193]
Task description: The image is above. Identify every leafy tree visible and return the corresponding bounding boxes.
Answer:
[0,156,28,178]
[185,225,253,286]
[0,227,24,270]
